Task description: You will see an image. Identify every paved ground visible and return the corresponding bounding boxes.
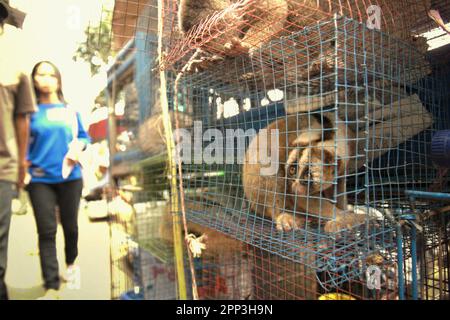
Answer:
[5,200,111,300]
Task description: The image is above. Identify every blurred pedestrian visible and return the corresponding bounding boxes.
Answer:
[0,0,34,301]
[27,61,90,299]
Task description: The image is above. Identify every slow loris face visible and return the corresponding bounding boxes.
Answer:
[285,146,335,197]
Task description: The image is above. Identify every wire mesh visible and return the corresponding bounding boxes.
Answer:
[108,176,140,299]
[166,16,443,289]
[160,0,433,69]
[404,56,450,301]
[107,5,194,299]
[177,224,253,300]
[152,194,255,300]
[124,157,179,299]
[246,243,399,300]
[419,213,450,300]
[105,0,450,300]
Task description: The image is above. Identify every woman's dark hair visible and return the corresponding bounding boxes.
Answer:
[31,61,66,103]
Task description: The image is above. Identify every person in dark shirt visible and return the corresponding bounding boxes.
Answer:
[0,0,34,301]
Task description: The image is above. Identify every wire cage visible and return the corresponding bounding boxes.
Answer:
[160,0,432,70]
[419,212,450,300]
[166,15,444,290]
[245,243,399,300]
[193,251,254,300]
[106,42,142,299]
[132,163,178,300]
[393,197,450,300]
[113,153,185,300]
[105,0,450,300]
[393,55,450,301]
[160,218,255,300]
[105,13,173,299]
[106,2,191,299]
[108,175,140,299]
[108,160,186,300]
[131,175,255,300]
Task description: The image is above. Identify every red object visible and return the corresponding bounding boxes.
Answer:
[88,117,126,142]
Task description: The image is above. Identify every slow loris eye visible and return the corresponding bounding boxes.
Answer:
[288,165,297,176]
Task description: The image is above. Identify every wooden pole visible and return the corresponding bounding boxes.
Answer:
[173,50,203,300]
[157,0,187,300]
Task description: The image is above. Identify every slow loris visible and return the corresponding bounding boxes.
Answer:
[242,111,363,232]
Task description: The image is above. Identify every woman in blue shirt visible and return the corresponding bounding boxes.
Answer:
[27,61,90,299]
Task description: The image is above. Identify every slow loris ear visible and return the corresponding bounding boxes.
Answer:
[292,131,322,146]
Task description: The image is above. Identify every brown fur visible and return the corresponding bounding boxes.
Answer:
[138,110,193,155]
[286,0,428,42]
[179,0,426,53]
[242,112,363,232]
[178,0,289,55]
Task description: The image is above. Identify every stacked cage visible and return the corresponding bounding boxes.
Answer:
[419,211,450,300]
[398,52,450,300]
[133,126,253,300]
[103,32,142,298]
[107,37,183,298]
[112,0,262,300]
[161,0,447,300]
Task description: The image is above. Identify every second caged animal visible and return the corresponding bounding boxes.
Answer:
[242,110,364,233]
[178,0,289,55]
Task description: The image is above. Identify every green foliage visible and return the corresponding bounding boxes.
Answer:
[73,9,115,76]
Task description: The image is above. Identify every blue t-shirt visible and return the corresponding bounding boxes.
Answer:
[27,103,90,184]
